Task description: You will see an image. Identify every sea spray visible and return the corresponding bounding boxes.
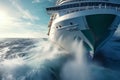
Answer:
[0,39,120,80]
[0,39,70,80]
[60,40,120,80]
[60,40,92,80]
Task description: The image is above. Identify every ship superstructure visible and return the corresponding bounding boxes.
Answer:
[46,0,120,54]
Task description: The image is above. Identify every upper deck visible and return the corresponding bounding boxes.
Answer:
[46,1,120,14]
[56,0,120,5]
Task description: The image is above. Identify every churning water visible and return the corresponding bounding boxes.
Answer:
[0,38,120,80]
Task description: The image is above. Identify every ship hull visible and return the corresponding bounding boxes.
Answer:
[47,1,120,57]
[49,14,120,53]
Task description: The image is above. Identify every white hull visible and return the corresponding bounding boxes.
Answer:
[47,0,120,53]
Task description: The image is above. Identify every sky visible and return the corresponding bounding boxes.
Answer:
[0,0,120,38]
[0,0,55,38]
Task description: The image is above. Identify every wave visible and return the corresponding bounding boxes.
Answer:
[0,38,120,80]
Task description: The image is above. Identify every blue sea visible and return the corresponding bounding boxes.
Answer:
[0,38,120,80]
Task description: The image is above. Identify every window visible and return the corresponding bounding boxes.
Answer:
[59,6,63,9]
[106,3,112,6]
[59,25,62,28]
[70,22,73,25]
[91,2,94,6]
[74,4,79,7]
[94,2,97,6]
[101,3,105,6]
[57,7,60,10]
[112,4,116,7]
[81,3,84,6]
[84,3,87,6]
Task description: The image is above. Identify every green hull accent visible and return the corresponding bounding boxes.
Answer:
[85,14,116,50]
[81,30,95,46]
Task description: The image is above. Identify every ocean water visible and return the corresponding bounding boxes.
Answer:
[0,38,120,80]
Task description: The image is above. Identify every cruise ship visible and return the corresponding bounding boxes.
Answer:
[46,0,120,55]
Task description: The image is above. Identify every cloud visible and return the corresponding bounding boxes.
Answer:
[9,0,39,21]
[32,0,55,3]
[0,0,47,38]
[32,0,40,3]
[21,10,39,21]
[0,21,47,38]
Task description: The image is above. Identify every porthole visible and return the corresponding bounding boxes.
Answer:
[59,25,62,28]
[70,22,73,25]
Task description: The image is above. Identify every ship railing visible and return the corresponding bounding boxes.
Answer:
[47,2,120,14]
[56,0,72,5]
[63,5,120,15]
[48,14,56,27]
[47,14,57,35]
[91,5,120,11]
[77,5,120,12]
[56,0,110,5]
